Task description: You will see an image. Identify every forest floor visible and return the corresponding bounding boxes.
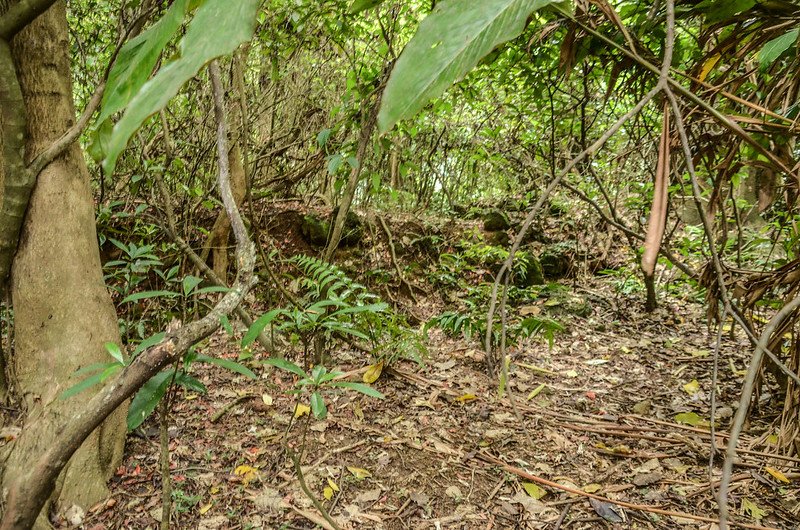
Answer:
[80,207,799,530]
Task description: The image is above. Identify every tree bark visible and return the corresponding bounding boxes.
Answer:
[0,3,126,527]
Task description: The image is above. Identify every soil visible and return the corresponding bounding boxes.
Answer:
[69,208,800,530]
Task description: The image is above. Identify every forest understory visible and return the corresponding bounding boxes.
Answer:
[75,201,799,530]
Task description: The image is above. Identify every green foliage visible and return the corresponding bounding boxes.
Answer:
[244,255,426,366]
[263,359,384,420]
[100,0,260,174]
[378,0,568,133]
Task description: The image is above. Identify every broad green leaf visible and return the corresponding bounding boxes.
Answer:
[175,372,207,394]
[311,391,327,419]
[696,0,755,24]
[195,354,257,379]
[242,308,283,347]
[219,314,234,335]
[329,381,385,399]
[759,29,799,70]
[262,357,307,378]
[102,0,259,175]
[522,482,547,499]
[378,0,563,134]
[73,361,115,377]
[350,0,386,14]
[127,370,175,430]
[121,290,179,303]
[183,275,203,295]
[97,0,190,124]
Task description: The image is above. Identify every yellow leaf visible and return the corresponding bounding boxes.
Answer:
[184,394,199,400]
[294,404,310,418]
[323,486,334,500]
[210,486,220,494]
[767,433,779,445]
[522,482,547,499]
[765,466,790,484]
[741,498,766,519]
[327,478,340,492]
[347,466,371,479]
[564,370,578,378]
[199,502,213,515]
[683,379,700,395]
[527,383,546,400]
[363,361,384,383]
[455,393,477,403]
[234,465,259,485]
[674,412,709,427]
[262,393,273,406]
[583,483,602,493]
[699,53,720,82]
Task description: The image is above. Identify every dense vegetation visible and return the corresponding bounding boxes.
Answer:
[1,0,800,528]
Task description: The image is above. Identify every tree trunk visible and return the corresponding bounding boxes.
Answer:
[0,3,126,527]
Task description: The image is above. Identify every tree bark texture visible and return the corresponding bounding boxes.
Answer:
[0,3,126,527]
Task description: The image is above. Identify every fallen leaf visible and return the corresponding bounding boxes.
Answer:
[233,465,259,485]
[445,485,463,501]
[765,467,790,484]
[294,404,310,418]
[741,498,766,520]
[682,379,700,395]
[589,498,625,523]
[199,502,213,515]
[347,466,371,480]
[323,486,334,500]
[261,394,273,406]
[455,393,477,403]
[527,383,546,400]
[522,482,547,500]
[363,361,383,383]
[583,483,602,493]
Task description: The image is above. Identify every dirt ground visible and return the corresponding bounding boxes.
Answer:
[72,275,799,530]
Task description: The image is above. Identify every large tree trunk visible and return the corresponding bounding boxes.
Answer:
[0,3,126,527]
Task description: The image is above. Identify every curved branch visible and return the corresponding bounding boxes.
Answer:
[0,59,258,529]
[0,0,58,40]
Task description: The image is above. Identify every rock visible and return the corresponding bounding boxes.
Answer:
[486,230,510,247]
[540,242,574,278]
[332,208,363,247]
[514,252,544,287]
[482,209,510,231]
[300,214,329,246]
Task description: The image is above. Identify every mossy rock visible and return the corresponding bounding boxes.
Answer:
[333,209,363,247]
[482,209,510,231]
[300,214,330,246]
[514,253,544,287]
[486,230,510,247]
[543,291,592,317]
[540,242,574,279]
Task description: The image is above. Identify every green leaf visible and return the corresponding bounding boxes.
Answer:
[696,0,755,24]
[242,308,283,347]
[262,357,307,378]
[183,275,203,296]
[59,363,122,399]
[132,332,166,358]
[311,391,327,419]
[378,0,561,134]
[104,342,125,364]
[350,0,386,14]
[102,0,260,175]
[759,28,799,70]
[127,370,175,430]
[195,354,257,379]
[73,361,115,377]
[329,381,385,399]
[175,372,207,393]
[121,290,180,303]
[194,285,231,295]
[219,314,234,335]
[97,0,190,124]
